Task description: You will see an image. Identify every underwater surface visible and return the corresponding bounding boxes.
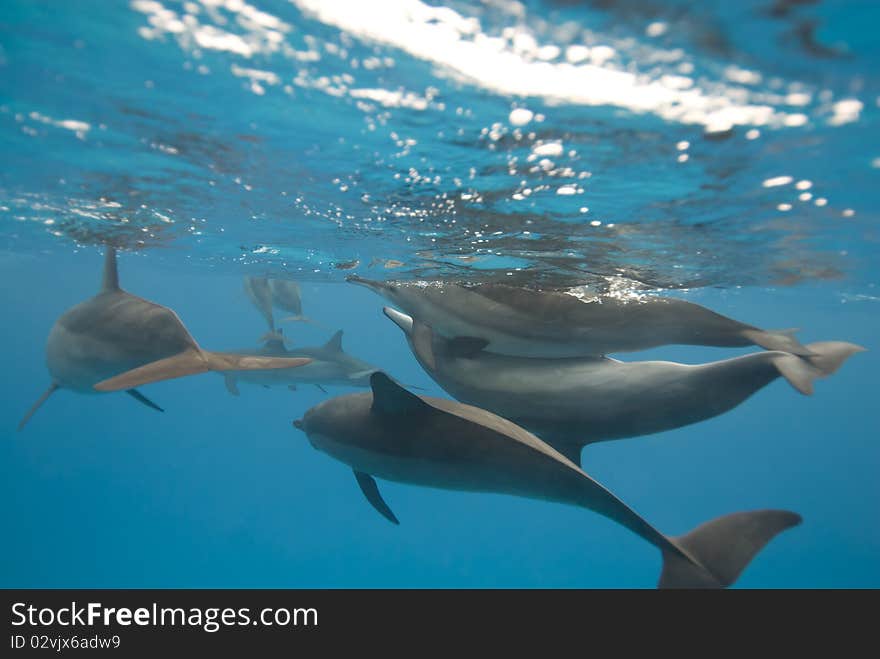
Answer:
[1,0,878,587]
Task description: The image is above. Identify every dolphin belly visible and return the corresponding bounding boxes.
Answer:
[308,425,595,507]
[46,292,196,391]
[45,321,153,391]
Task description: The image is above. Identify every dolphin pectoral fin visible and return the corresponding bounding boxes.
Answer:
[382,307,414,334]
[314,384,328,393]
[126,389,164,412]
[353,470,399,525]
[659,510,802,588]
[18,382,60,431]
[447,336,490,358]
[94,350,312,392]
[224,374,240,396]
[370,372,433,416]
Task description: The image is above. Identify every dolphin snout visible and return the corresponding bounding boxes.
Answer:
[345,275,385,292]
[292,418,304,431]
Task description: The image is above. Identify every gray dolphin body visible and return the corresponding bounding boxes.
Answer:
[348,276,811,358]
[384,308,864,464]
[18,248,312,430]
[221,329,378,395]
[270,279,303,316]
[244,276,275,331]
[269,279,309,323]
[294,373,801,588]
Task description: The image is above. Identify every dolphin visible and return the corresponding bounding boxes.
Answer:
[18,248,312,430]
[384,308,865,465]
[269,278,317,325]
[220,328,379,395]
[243,275,275,331]
[347,276,812,358]
[293,372,801,588]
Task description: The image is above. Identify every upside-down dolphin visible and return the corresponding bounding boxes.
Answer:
[18,248,312,430]
[384,308,864,465]
[243,275,275,331]
[270,278,318,325]
[293,372,801,588]
[220,328,378,395]
[348,276,812,358]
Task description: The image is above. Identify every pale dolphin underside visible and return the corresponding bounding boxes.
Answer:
[348,276,813,358]
[384,308,865,465]
[294,373,802,588]
[18,248,312,430]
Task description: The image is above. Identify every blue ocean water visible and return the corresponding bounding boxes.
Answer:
[1,0,878,588]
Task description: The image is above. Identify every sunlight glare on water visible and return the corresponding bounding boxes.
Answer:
[0,0,876,293]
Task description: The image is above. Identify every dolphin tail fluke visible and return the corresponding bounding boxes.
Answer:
[658,510,802,589]
[769,353,820,395]
[770,341,865,395]
[742,327,813,356]
[803,341,866,376]
[18,382,60,431]
[93,349,312,392]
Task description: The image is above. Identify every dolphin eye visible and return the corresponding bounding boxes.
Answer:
[388,284,399,292]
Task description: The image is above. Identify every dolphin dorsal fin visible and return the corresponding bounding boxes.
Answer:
[370,372,431,415]
[101,246,119,292]
[323,330,344,354]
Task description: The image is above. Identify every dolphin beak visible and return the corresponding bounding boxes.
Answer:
[292,419,304,431]
[382,307,414,334]
[345,275,384,292]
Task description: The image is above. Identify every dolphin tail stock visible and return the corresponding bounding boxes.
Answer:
[741,327,814,356]
[658,510,802,589]
[17,382,60,431]
[768,340,866,395]
[93,349,312,392]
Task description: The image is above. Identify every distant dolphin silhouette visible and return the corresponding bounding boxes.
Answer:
[348,276,812,358]
[18,248,312,430]
[220,328,378,395]
[384,308,864,465]
[269,279,318,325]
[243,275,275,331]
[293,372,801,588]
